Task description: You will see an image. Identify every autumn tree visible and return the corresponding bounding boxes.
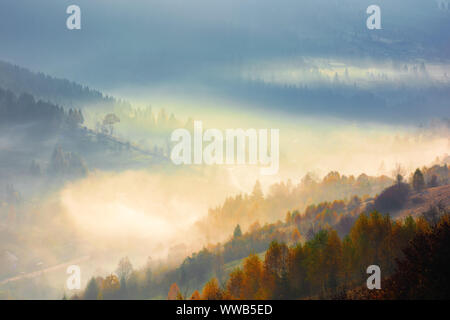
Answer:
[322,230,342,292]
[168,283,181,300]
[303,229,329,294]
[263,241,289,299]
[102,274,120,299]
[190,290,201,300]
[291,228,301,244]
[201,278,224,300]
[241,254,263,299]
[226,268,244,299]
[287,244,307,298]
[341,236,356,287]
[285,211,292,224]
[350,213,377,280]
[200,208,436,300]
[370,214,450,299]
[293,212,302,226]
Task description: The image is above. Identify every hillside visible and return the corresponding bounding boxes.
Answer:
[187,182,450,300]
[69,166,449,300]
[0,60,117,110]
[0,86,169,207]
[395,184,450,218]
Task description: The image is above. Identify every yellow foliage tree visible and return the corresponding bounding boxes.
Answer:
[190,290,201,300]
[226,268,244,299]
[201,278,223,300]
[167,283,181,300]
[291,228,301,244]
[241,254,263,299]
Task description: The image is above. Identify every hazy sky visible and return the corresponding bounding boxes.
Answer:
[1,0,449,123]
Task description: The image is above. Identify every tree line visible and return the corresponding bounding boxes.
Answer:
[72,164,449,300]
[182,209,450,300]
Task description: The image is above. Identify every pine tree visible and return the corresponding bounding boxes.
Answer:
[251,180,264,201]
[233,224,242,238]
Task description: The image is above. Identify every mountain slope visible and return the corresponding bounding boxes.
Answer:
[0,60,119,110]
[395,184,450,218]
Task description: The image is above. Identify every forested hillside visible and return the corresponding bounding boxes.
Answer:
[0,60,190,157]
[195,173,393,241]
[0,60,117,109]
[73,164,449,300]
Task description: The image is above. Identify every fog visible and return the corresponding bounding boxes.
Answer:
[1,0,449,300]
[58,117,449,254]
[1,0,449,123]
[1,112,447,299]
[59,169,239,258]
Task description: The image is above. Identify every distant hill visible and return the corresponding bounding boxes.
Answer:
[0,86,168,193]
[0,60,123,110]
[395,184,450,219]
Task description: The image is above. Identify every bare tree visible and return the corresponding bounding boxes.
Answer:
[102,113,120,135]
[392,163,406,185]
[115,257,133,281]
